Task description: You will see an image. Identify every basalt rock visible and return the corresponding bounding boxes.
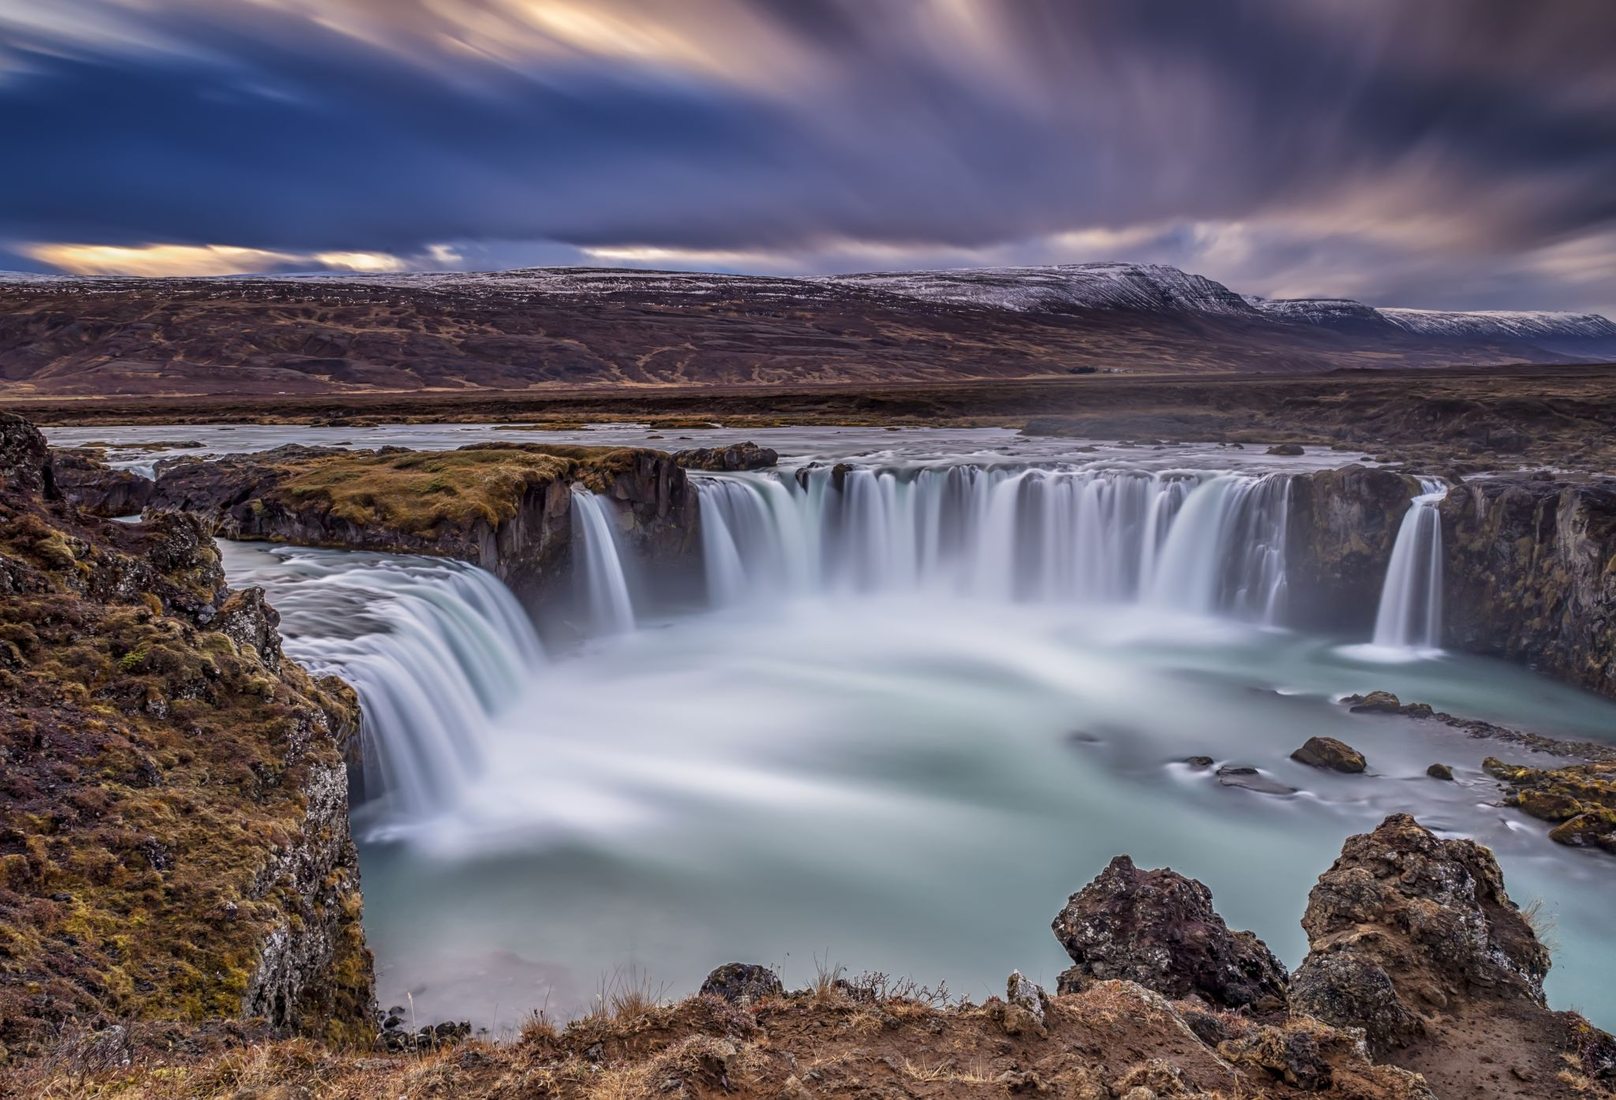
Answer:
[1285,467,1423,633]
[49,447,157,516]
[1441,476,1616,700]
[1291,736,1367,773]
[1484,757,1616,855]
[699,963,783,1006]
[673,441,779,471]
[0,414,373,1056]
[1051,855,1289,1011]
[1288,814,1616,1095]
[148,442,698,607]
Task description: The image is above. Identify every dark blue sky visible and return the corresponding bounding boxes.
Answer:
[2,0,1612,313]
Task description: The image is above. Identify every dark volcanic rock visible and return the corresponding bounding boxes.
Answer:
[49,447,157,516]
[1441,476,1616,701]
[1267,443,1306,456]
[1051,854,1289,1011]
[1346,690,1402,714]
[699,963,783,1006]
[0,414,373,1056]
[0,410,52,496]
[1216,764,1298,796]
[1426,763,1454,781]
[1290,814,1549,1056]
[1285,468,1421,632]
[148,443,698,606]
[673,441,779,471]
[1291,736,1367,773]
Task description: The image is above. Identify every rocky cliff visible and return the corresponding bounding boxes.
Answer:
[0,413,374,1062]
[1442,475,1616,699]
[148,442,699,607]
[1285,465,1422,632]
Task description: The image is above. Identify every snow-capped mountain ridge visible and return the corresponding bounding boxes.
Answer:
[1379,307,1616,340]
[821,262,1260,316]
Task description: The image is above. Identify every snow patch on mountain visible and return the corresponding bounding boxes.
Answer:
[823,263,1259,316]
[1379,308,1616,341]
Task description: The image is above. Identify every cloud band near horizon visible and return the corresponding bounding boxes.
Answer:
[1,0,1612,313]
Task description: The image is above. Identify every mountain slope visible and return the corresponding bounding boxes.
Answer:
[0,264,1607,397]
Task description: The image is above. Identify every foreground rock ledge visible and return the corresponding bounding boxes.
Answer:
[0,412,374,1059]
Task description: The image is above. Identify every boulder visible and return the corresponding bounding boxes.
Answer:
[673,441,779,472]
[1051,855,1289,1011]
[1290,813,1549,1056]
[1347,690,1402,714]
[1291,736,1367,773]
[1266,443,1305,456]
[1425,763,1454,781]
[699,963,783,1006]
[49,448,157,516]
[1215,764,1297,796]
[0,411,52,497]
[1484,757,1616,854]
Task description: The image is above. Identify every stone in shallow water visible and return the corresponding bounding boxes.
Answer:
[1426,762,1454,780]
[1347,690,1402,714]
[1215,764,1297,796]
[1291,736,1367,773]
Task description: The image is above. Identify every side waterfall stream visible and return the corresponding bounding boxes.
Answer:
[58,424,1615,1032]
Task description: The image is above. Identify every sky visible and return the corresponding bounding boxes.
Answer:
[1,0,1613,314]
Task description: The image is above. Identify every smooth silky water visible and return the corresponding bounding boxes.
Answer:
[61,426,1616,1032]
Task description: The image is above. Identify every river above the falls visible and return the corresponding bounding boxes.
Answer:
[56,424,1616,1032]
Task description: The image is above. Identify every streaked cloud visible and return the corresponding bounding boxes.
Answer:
[1,1,1612,313]
[24,242,419,276]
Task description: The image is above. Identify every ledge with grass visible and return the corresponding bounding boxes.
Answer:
[147,441,698,603]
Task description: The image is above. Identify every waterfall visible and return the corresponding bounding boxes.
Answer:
[216,544,544,821]
[1371,477,1448,652]
[691,465,1293,620]
[571,489,637,634]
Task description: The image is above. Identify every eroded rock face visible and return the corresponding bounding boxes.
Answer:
[1051,855,1289,1011]
[49,448,157,516]
[673,441,778,471]
[0,415,373,1055]
[1285,467,1421,632]
[1442,476,1616,700]
[1290,813,1548,1055]
[148,442,699,606]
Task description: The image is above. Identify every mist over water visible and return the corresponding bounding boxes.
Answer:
[191,428,1616,1035]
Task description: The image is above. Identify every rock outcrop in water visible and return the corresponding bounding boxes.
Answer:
[1050,854,1290,1011]
[1285,466,1423,632]
[48,447,157,516]
[1484,758,1616,855]
[673,441,778,471]
[0,413,373,1059]
[1441,475,1616,699]
[148,442,697,605]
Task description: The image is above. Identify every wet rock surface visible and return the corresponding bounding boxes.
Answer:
[147,441,698,605]
[673,440,778,471]
[1291,736,1367,773]
[1484,757,1616,854]
[1442,474,1616,700]
[1285,467,1421,633]
[49,447,157,516]
[1051,854,1290,1011]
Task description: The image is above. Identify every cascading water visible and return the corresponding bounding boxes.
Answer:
[692,464,1293,621]
[571,489,637,634]
[1371,477,1448,653]
[216,543,544,825]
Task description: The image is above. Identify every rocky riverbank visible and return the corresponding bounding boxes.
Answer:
[0,414,374,1063]
[144,441,698,607]
[8,813,1612,1098]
